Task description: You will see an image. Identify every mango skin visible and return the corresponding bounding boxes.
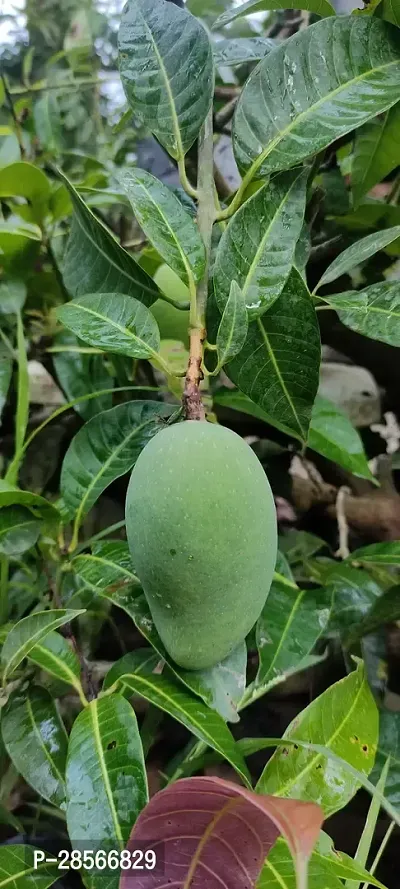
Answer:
[151,265,190,348]
[125,420,277,670]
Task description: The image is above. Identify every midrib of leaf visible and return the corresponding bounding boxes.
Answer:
[26,694,66,788]
[262,858,290,889]
[140,12,183,162]
[272,672,366,796]
[71,418,156,547]
[242,182,298,302]
[90,700,124,847]
[30,643,80,692]
[133,179,193,283]
[255,317,305,440]
[259,589,304,684]
[71,199,156,300]
[337,300,400,318]
[183,797,241,889]
[64,303,157,359]
[243,52,400,185]
[75,553,138,582]
[0,862,56,888]
[0,518,37,539]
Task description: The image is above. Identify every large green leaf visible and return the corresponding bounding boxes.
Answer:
[352,102,400,207]
[57,293,160,360]
[214,0,334,29]
[0,506,41,555]
[28,630,85,699]
[316,226,400,289]
[256,662,379,816]
[225,269,321,442]
[53,331,112,420]
[324,282,400,346]
[60,172,158,307]
[119,671,251,786]
[258,836,387,889]
[0,481,60,526]
[2,687,68,807]
[60,402,174,544]
[121,169,205,284]
[308,396,374,481]
[250,575,331,693]
[0,162,50,225]
[0,846,59,889]
[214,170,308,319]
[213,37,275,67]
[216,281,248,368]
[118,0,214,160]
[34,93,62,154]
[1,609,84,681]
[103,650,160,693]
[66,694,148,889]
[233,17,400,180]
[326,564,383,639]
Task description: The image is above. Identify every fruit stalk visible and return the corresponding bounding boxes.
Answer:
[183,108,215,421]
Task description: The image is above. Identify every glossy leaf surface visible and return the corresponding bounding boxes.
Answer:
[57,293,160,360]
[316,226,400,289]
[324,282,400,346]
[352,103,400,207]
[1,609,84,681]
[0,505,41,555]
[0,846,59,889]
[308,396,374,481]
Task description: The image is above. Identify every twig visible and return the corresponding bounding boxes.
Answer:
[183,108,215,421]
[214,86,241,100]
[335,486,351,559]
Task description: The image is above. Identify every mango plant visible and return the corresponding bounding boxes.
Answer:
[1,0,400,887]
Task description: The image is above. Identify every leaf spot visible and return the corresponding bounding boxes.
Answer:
[107,740,117,750]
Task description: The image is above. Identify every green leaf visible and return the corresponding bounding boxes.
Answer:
[103,650,160,693]
[381,0,400,28]
[28,630,84,698]
[213,37,275,67]
[0,481,60,526]
[216,281,248,367]
[121,169,205,284]
[73,541,140,593]
[316,226,400,289]
[0,506,41,555]
[66,694,148,889]
[327,565,383,638]
[119,671,251,786]
[346,586,400,645]
[371,709,400,808]
[53,331,112,420]
[0,163,50,225]
[324,282,400,346]
[350,541,400,564]
[2,687,68,807]
[214,170,308,319]
[256,661,379,816]
[308,396,374,481]
[0,846,59,889]
[57,292,161,360]
[225,269,321,443]
[352,103,400,208]
[315,832,388,889]
[0,280,26,314]
[214,0,334,29]
[1,609,84,681]
[0,219,42,259]
[60,402,174,544]
[59,171,158,307]
[118,0,214,160]
[233,17,400,180]
[96,587,247,723]
[33,93,62,154]
[253,575,331,689]
[258,839,343,889]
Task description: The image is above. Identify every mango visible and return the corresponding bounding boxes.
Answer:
[151,264,190,348]
[125,420,277,670]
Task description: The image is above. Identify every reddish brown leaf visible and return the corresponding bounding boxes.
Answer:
[120,775,323,889]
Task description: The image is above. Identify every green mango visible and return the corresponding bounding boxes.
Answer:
[125,420,277,670]
[151,264,190,348]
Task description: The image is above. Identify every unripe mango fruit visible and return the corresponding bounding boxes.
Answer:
[151,264,190,348]
[125,420,277,670]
